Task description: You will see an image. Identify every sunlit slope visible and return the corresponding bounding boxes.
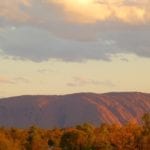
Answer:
[0,92,149,128]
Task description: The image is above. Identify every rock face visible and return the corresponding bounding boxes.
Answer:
[0,92,149,128]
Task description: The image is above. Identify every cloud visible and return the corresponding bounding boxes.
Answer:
[49,0,150,24]
[67,77,115,87]
[0,26,115,61]
[0,0,150,62]
[0,0,150,27]
[13,77,30,84]
[0,76,30,84]
[0,0,30,23]
[0,76,14,84]
[37,68,56,74]
[0,25,150,62]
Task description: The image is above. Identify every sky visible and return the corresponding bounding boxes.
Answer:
[0,0,150,97]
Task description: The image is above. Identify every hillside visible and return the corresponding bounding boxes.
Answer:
[0,92,150,128]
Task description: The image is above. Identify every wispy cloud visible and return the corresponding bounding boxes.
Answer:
[67,77,115,87]
[37,68,56,74]
[0,76,30,84]
[13,77,30,84]
[0,76,14,84]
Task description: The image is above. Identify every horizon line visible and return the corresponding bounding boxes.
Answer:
[0,91,149,99]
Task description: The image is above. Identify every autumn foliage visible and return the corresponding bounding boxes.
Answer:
[0,113,149,150]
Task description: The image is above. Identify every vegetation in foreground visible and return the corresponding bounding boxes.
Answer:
[0,113,149,150]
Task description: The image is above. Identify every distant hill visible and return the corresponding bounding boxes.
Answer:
[0,92,149,128]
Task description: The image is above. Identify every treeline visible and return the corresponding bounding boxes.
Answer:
[0,113,149,150]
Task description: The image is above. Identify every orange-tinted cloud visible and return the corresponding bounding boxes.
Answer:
[49,0,150,24]
[0,0,150,62]
[0,0,149,24]
[0,76,13,84]
[0,0,30,22]
[0,0,149,25]
[0,76,29,84]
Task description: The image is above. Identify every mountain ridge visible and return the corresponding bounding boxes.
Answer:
[0,92,149,128]
[1,91,149,99]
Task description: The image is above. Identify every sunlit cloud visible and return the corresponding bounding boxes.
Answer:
[0,0,149,24]
[0,0,30,22]
[0,0,149,97]
[0,0,150,62]
[49,0,150,24]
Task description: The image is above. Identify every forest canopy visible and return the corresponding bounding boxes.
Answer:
[0,113,149,150]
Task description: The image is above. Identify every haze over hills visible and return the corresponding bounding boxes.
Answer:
[0,92,149,128]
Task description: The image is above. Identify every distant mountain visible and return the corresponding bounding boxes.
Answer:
[0,92,150,128]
